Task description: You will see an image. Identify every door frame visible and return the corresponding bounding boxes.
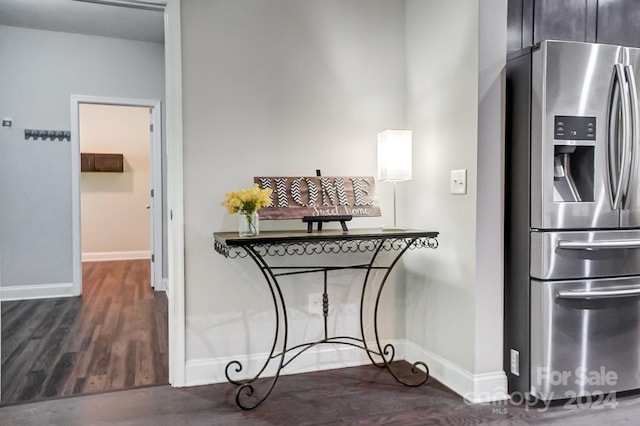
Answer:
[70,96,163,291]
[72,0,186,387]
[163,0,186,387]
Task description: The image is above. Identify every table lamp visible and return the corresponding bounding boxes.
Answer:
[377,129,412,231]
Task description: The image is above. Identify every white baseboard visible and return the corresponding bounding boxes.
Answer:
[185,339,407,387]
[405,340,508,403]
[184,339,508,404]
[0,282,75,301]
[155,277,168,292]
[82,250,151,262]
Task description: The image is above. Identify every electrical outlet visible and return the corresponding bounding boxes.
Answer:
[510,349,520,376]
[309,293,323,315]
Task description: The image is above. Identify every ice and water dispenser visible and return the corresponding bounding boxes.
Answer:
[553,115,595,202]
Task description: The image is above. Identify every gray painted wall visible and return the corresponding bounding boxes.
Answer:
[180,0,405,368]
[403,0,480,372]
[0,25,164,291]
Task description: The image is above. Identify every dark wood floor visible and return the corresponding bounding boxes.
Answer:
[2,361,640,425]
[1,259,168,404]
[5,265,640,425]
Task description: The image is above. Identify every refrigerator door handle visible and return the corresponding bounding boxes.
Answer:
[608,63,630,210]
[557,287,640,300]
[623,64,639,208]
[557,239,640,250]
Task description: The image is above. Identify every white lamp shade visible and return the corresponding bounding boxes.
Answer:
[377,129,412,181]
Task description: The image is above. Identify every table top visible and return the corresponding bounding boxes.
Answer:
[214,228,439,247]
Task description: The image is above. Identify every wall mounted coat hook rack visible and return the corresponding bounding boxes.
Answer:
[24,129,70,141]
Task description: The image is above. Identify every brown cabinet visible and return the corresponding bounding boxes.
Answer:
[81,153,124,173]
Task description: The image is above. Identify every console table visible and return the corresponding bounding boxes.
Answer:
[213,228,439,410]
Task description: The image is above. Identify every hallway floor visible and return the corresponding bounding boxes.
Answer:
[1,260,168,404]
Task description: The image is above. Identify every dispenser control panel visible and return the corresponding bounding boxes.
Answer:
[554,115,596,140]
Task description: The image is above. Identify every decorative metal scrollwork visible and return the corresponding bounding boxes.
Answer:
[215,235,438,259]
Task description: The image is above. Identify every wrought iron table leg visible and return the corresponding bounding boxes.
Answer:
[359,240,387,367]
[367,238,430,386]
[224,247,289,410]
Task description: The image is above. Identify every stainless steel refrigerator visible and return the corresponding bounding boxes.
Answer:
[506,40,640,400]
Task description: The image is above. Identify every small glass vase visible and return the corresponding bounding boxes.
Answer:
[239,210,259,237]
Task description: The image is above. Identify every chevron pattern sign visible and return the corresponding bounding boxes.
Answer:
[254,176,381,219]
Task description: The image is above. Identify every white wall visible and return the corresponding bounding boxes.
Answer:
[80,104,151,260]
[180,0,408,380]
[178,0,507,399]
[403,0,479,373]
[0,25,164,299]
[403,0,507,401]
[475,0,506,380]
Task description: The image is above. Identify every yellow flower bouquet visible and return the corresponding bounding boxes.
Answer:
[222,184,273,236]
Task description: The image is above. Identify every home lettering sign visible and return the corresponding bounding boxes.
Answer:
[254,176,381,219]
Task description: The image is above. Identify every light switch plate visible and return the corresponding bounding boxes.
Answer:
[450,169,467,194]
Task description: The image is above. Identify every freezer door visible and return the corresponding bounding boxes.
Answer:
[531,41,621,229]
[530,229,640,279]
[531,277,640,400]
[620,47,640,227]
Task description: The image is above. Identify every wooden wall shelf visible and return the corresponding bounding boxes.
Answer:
[81,153,124,173]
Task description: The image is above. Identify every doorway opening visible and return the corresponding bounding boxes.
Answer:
[73,98,164,293]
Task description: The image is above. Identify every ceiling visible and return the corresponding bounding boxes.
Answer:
[0,0,164,44]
